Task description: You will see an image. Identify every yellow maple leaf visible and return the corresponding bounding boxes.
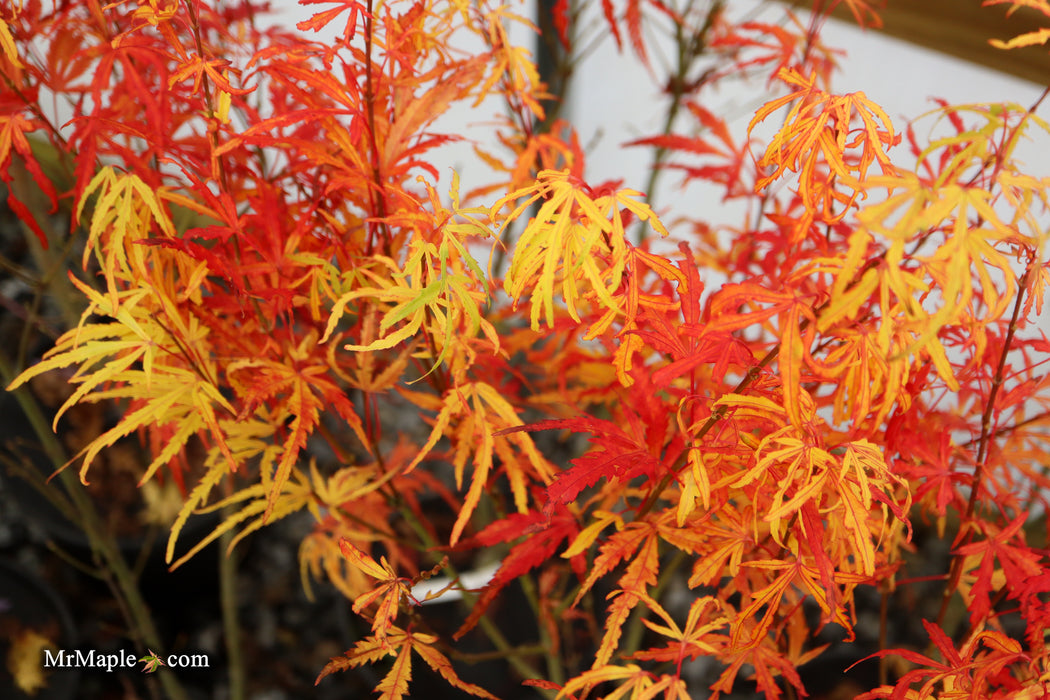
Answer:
[76,167,176,309]
[495,169,667,333]
[407,381,554,545]
[0,16,23,69]
[751,68,898,226]
[315,625,497,699]
[322,174,498,377]
[7,628,56,696]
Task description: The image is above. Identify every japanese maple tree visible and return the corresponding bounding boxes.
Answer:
[3,0,1050,698]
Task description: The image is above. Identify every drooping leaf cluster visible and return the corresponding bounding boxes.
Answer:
[3,0,1050,698]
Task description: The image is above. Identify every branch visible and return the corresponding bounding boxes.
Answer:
[936,266,1031,630]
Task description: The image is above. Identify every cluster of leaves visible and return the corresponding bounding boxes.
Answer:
[3,0,1050,698]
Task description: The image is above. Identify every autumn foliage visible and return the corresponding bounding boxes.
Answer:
[4,0,1050,697]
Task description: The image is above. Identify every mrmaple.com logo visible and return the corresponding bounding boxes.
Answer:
[43,648,209,673]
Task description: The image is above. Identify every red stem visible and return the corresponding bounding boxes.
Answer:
[936,267,1031,629]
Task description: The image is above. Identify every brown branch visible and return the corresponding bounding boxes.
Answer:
[363,0,392,259]
[936,267,1031,629]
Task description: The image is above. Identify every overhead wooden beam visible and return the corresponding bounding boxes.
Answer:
[779,0,1050,86]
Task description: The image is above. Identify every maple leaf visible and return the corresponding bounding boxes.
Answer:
[379,62,484,177]
[983,0,1050,19]
[592,530,660,668]
[337,309,418,394]
[571,523,653,611]
[76,166,177,307]
[562,509,625,559]
[607,240,713,379]
[954,514,1044,626]
[319,630,414,700]
[712,632,809,700]
[607,0,680,69]
[411,638,500,700]
[166,443,316,570]
[604,243,698,386]
[720,405,907,579]
[298,494,397,602]
[404,381,555,545]
[139,650,166,674]
[600,0,623,51]
[708,284,817,427]
[316,625,498,699]
[552,0,571,50]
[531,414,664,514]
[808,324,907,435]
[857,620,1027,699]
[990,26,1050,49]
[6,274,237,500]
[834,440,911,574]
[0,15,22,69]
[455,509,583,639]
[709,20,808,86]
[632,595,728,674]
[833,0,883,29]
[322,176,498,375]
[556,663,690,700]
[838,170,1028,395]
[7,628,56,694]
[297,0,368,42]
[731,559,803,650]
[308,460,396,515]
[750,67,899,226]
[168,54,252,96]
[1012,570,1050,653]
[338,539,412,640]
[732,558,866,650]
[0,117,58,248]
[471,7,544,117]
[228,332,366,522]
[495,169,667,332]
[628,102,749,200]
[626,133,723,158]
[687,506,753,587]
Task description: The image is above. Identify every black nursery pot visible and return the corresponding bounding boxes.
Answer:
[0,558,78,700]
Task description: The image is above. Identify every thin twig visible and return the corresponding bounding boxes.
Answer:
[395,502,555,697]
[363,0,392,258]
[634,1,724,244]
[220,512,246,700]
[936,268,1031,629]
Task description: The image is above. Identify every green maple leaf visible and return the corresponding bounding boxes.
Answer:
[139,650,166,674]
